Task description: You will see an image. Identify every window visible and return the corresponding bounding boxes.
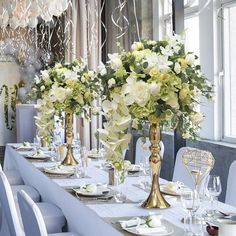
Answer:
[223,2,236,140]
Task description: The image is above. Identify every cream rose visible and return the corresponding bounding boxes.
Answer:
[186,53,195,66]
[174,62,181,74]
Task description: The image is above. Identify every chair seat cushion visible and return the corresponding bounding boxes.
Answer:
[37,202,66,234]
[12,185,41,202]
[5,170,24,185]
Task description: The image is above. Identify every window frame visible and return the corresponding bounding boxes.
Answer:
[221,0,236,143]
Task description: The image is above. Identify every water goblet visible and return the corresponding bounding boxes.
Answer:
[181,190,201,236]
[206,175,222,217]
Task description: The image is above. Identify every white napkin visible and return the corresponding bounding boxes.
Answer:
[136,225,167,234]
[120,217,146,228]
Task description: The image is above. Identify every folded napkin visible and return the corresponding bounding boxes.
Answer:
[163,181,183,192]
[136,225,167,234]
[120,217,146,228]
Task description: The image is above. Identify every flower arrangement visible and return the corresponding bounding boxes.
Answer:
[33,59,101,142]
[97,34,213,169]
[0,84,18,130]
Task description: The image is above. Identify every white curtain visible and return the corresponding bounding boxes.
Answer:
[66,0,102,149]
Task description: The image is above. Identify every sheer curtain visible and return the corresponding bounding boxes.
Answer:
[66,0,102,149]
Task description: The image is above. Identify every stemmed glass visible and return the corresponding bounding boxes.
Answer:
[206,175,222,216]
[139,155,150,189]
[98,142,106,169]
[181,190,201,236]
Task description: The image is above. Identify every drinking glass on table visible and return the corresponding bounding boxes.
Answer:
[206,175,222,216]
[33,136,41,150]
[181,190,201,236]
[139,155,150,189]
[98,143,106,169]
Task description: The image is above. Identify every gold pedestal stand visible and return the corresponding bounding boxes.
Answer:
[61,113,78,166]
[141,116,170,209]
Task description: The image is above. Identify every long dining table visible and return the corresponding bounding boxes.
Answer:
[4,144,236,235]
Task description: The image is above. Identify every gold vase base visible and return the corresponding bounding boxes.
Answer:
[61,154,78,166]
[141,191,170,209]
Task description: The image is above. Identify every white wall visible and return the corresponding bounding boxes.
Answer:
[0,61,20,145]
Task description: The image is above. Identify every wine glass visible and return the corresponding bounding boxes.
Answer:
[181,190,201,236]
[139,155,150,189]
[206,175,222,216]
[98,142,106,169]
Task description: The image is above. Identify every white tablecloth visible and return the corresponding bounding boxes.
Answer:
[4,144,236,235]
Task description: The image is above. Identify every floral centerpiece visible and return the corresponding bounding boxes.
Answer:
[32,59,101,165]
[97,34,213,208]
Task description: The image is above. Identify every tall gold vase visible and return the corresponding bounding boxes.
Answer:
[141,116,170,209]
[61,112,78,166]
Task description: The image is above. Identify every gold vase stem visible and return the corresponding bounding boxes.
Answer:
[61,113,78,166]
[142,118,170,209]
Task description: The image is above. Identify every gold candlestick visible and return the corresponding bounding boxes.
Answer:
[141,116,170,209]
[61,112,78,166]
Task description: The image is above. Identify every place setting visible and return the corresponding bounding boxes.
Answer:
[106,214,183,236]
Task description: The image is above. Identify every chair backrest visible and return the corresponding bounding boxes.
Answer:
[135,137,164,164]
[172,147,212,191]
[225,161,236,206]
[0,171,24,236]
[172,147,196,189]
[17,190,47,236]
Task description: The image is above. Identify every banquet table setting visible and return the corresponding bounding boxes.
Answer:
[2,1,236,236]
[2,143,236,236]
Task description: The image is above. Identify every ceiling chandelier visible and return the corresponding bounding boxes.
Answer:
[0,0,69,29]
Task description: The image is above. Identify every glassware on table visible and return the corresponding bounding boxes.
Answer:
[114,170,127,203]
[139,155,151,189]
[74,162,87,178]
[206,175,222,216]
[33,136,41,150]
[181,190,201,236]
[98,143,106,169]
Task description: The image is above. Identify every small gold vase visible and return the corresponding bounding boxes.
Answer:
[141,116,170,209]
[61,112,78,166]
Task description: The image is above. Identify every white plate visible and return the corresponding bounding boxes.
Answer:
[122,223,174,236]
[73,185,110,197]
[44,166,75,175]
[26,154,50,160]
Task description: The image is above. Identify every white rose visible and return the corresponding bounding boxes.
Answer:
[149,83,161,96]
[40,85,45,91]
[166,92,179,109]
[41,70,49,80]
[185,53,195,66]
[131,81,150,107]
[174,62,181,74]
[108,78,116,88]
[98,62,107,75]
[35,76,40,84]
[147,215,162,228]
[108,53,122,71]
[86,184,97,193]
[191,112,204,124]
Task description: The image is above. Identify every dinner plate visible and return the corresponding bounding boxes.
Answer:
[73,185,110,197]
[127,165,141,173]
[44,166,75,175]
[26,154,50,160]
[122,222,174,236]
